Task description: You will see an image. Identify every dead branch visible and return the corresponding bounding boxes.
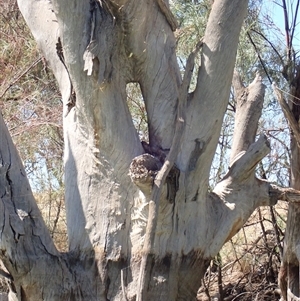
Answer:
[269,184,300,204]
[273,83,300,147]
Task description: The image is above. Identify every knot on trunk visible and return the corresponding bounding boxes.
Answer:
[129,154,162,196]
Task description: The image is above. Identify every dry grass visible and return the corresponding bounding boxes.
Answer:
[198,202,287,301]
[34,191,68,252]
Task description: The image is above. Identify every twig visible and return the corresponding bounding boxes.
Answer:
[258,208,270,250]
[0,57,42,99]
[247,32,272,84]
[231,291,251,301]
[250,28,285,67]
[202,277,212,301]
[216,253,224,301]
[269,206,283,257]
[202,265,213,301]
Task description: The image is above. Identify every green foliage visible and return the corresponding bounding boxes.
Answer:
[172,0,210,55]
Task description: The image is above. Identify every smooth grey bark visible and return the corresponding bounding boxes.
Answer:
[1,0,299,300]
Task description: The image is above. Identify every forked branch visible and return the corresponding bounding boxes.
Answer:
[136,40,203,301]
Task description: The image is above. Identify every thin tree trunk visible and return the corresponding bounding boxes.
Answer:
[274,65,300,300]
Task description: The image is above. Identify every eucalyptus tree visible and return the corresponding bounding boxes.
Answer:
[1,0,299,300]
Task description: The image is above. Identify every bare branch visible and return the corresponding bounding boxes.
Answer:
[0,57,42,99]
[179,0,249,182]
[282,0,291,59]
[230,72,266,165]
[269,184,300,204]
[246,32,272,84]
[250,28,285,67]
[291,0,300,44]
[273,83,300,146]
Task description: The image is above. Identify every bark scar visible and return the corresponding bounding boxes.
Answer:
[188,139,204,171]
[56,37,76,117]
[166,165,180,203]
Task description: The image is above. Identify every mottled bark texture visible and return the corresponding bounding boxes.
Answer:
[0,0,297,300]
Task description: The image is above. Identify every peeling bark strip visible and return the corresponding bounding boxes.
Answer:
[83,0,98,76]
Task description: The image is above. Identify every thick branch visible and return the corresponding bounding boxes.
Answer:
[136,41,203,301]
[209,132,300,258]
[227,134,271,180]
[17,0,71,111]
[134,5,181,149]
[0,111,68,298]
[19,0,146,253]
[178,0,248,190]
[230,72,265,164]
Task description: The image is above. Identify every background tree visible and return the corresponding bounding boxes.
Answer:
[269,1,300,299]
[0,0,66,250]
[1,0,299,300]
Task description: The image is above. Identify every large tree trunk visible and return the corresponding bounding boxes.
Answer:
[0,0,298,300]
